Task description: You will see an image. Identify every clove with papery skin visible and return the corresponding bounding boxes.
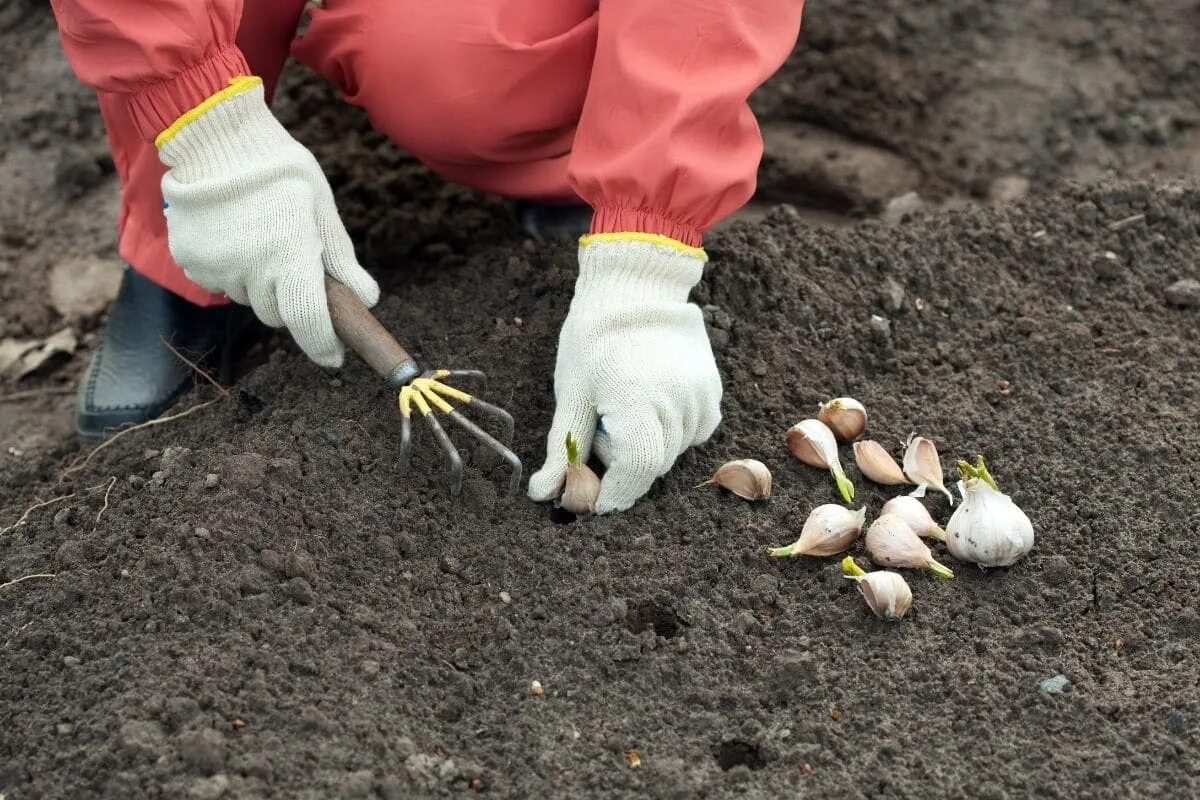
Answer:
[864,513,954,579]
[902,435,954,504]
[842,556,912,620]
[698,459,772,500]
[768,505,866,558]
[818,397,867,442]
[881,496,946,541]
[560,432,600,514]
[786,419,855,503]
[853,440,909,486]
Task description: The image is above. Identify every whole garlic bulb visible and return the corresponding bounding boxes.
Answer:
[881,496,946,541]
[842,556,912,620]
[768,505,867,558]
[945,458,1034,567]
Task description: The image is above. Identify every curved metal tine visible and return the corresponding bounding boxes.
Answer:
[398,413,413,479]
[423,413,463,496]
[438,369,488,391]
[462,396,515,442]
[446,409,523,495]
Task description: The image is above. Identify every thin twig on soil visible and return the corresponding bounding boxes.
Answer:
[0,480,112,535]
[160,336,230,398]
[1107,213,1145,230]
[94,476,117,526]
[61,399,221,478]
[0,573,56,591]
[0,387,75,402]
[0,494,75,535]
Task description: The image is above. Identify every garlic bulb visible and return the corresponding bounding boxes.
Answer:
[945,457,1034,567]
[853,440,909,485]
[864,513,954,579]
[881,496,946,541]
[786,419,855,503]
[561,432,600,514]
[768,505,866,558]
[818,397,867,442]
[841,556,912,620]
[700,459,772,500]
[902,435,953,504]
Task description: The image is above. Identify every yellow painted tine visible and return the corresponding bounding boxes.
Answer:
[413,379,454,414]
[398,387,414,418]
[426,380,472,404]
[405,385,433,416]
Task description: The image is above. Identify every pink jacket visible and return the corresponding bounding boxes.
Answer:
[50,0,803,247]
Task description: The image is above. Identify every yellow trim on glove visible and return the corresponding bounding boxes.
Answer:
[579,232,707,262]
[155,76,264,150]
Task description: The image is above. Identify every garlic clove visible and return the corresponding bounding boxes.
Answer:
[881,495,946,541]
[853,440,909,486]
[786,419,835,469]
[945,457,1035,566]
[769,505,866,558]
[841,557,912,620]
[786,419,856,503]
[560,432,601,515]
[902,435,954,505]
[702,459,772,500]
[865,513,954,579]
[818,397,867,442]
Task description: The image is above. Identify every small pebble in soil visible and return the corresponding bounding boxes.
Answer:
[529,680,544,697]
[361,660,381,678]
[869,314,892,342]
[880,278,906,312]
[1165,279,1200,308]
[1039,674,1071,695]
[204,473,219,489]
[1168,710,1187,735]
[499,591,511,604]
[56,723,73,736]
[283,577,316,605]
[62,655,81,668]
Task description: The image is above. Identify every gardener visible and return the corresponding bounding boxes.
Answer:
[50,0,803,513]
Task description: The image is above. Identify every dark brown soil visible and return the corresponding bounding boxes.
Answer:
[3,2,1200,798]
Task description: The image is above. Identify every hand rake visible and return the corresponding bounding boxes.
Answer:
[325,276,522,496]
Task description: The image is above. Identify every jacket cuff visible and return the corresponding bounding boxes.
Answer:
[126,44,253,142]
[589,205,703,249]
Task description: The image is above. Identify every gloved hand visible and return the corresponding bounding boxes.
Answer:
[157,78,378,367]
[528,235,723,513]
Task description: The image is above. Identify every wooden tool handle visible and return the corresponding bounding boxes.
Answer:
[324,275,419,387]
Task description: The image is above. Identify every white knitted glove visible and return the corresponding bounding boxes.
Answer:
[528,237,723,513]
[158,80,378,367]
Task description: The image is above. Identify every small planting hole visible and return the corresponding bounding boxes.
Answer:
[714,740,765,771]
[548,505,578,525]
[627,601,679,639]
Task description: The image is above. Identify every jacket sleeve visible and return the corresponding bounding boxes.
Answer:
[49,0,250,141]
[568,1,804,248]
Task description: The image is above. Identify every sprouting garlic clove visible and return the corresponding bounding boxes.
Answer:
[945,457,1035,567]
[818,397,867,442]
[881,495,946,541]
[864,513,954,579]
[853,440,909,486]
[560,432,600,515]
[702,459,772,501]
[768,505,866,558]
[786,419,856,503]
[841,556,912,620]
[902,435,954,505]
